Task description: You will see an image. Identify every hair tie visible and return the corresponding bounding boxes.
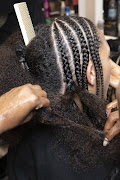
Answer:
[16,44,29,70]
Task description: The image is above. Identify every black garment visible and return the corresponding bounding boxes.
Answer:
[0,0,45,45]
[7,125,120,180]
[0,155,7,179]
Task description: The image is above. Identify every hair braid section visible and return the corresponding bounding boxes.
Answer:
[53,22,74,90]
[84,18,104,98]
[56,19,83,89]
[72,17,100,96]
[60,17,90,91]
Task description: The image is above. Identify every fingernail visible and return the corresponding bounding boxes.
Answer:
[105,112,108,118]
[103,138,109,147]
[35,104,42,110]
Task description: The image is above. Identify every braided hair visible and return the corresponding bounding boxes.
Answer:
[51,16,104,97]
[1,16,120,173]
[84,18,104,97]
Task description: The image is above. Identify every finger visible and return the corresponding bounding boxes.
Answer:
[116,83,120,109]
[106,99,118,117]
[26,84,47,98]
[104,111,119,132]
[110,60,120,76]
[35,97,50,109]
[104,120,120,143]
[110,75,120,89]
[27,84,42,91]
[33,89,47,98]
[116,89,120,120]
[21,111,36,124]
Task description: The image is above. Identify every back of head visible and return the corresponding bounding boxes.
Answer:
[26,16,103,98]
[1,16,120,172]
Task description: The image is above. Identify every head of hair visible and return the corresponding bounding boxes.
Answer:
[25,16,104,98]
[0,16,120,172]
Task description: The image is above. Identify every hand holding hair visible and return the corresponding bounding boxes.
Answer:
[0,84,50,134]
[103,82,120,146]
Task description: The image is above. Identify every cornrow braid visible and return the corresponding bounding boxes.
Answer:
[60,17,90,91]
[84,18,104,98]
[52,22,74,90]
[80,40,89,91]
[72,17,100,96]
[55,18,83,88]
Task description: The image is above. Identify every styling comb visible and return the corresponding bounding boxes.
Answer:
[14,2,36,46]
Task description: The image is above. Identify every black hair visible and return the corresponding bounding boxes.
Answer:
[84,18,104,97]
[0,16,120,172]
[50,16,103,97]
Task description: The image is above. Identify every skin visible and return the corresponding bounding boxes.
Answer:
[104,83,120,142]
[104,61,120,142]
[110,60,120,88]
[103,50,120,142]
[0,84,50,134]
[117,83,120,119]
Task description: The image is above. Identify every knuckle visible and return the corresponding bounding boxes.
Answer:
[42,91,47,97]
[106,103,111,110]
[34,85,42,89]
[106,105,109,110]
[25,83,32,87]
[30,94,39,103]
[108,114,114,122]
[22,86,31,92]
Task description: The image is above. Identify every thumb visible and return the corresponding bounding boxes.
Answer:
[103,120,120,146]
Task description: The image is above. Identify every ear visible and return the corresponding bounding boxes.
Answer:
[86,61,96,86]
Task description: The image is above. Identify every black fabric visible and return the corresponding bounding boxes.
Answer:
[7,125,119,180]
[0,155,7,179]
[0,0,45,45]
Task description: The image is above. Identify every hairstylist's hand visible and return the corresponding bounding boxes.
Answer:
[0,84,50,134]
[103,83,120,146]
[110,60,120,89]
